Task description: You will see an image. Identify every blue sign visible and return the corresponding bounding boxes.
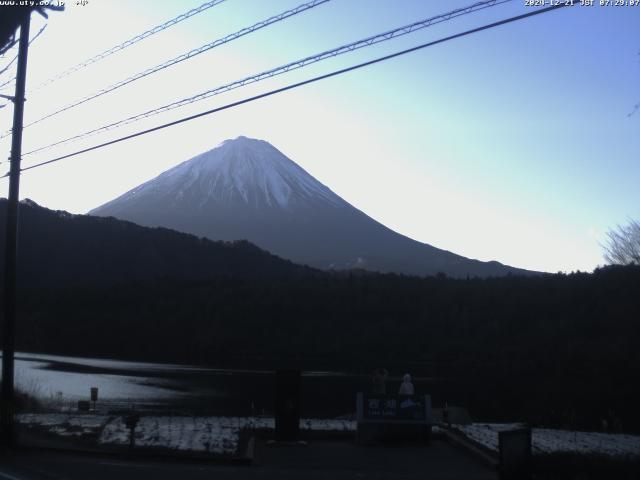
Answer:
[361,394,427,421]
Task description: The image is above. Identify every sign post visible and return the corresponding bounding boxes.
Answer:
[90,387,98,411]
[498,427,532,480]
[274,370,301,441]
[356,393,433,444]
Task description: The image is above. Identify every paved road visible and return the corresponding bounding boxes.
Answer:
[0,440,497,479]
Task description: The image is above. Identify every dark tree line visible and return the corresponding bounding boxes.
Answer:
[1,200,639,431]
[0,199,314,289]
[9,265,640,433]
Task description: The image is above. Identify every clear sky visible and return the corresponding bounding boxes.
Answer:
[0,0,637,273]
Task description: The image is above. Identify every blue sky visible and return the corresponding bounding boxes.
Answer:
[0,0,637,273]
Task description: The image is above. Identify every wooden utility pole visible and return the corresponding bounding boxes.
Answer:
[1,11,31,448]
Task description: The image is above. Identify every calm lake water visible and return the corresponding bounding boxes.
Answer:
[12,352,465,417]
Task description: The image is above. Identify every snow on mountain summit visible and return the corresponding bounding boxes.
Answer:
[121,136,343,211]
[91,136,535,278]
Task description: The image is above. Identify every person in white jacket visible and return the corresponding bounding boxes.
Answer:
[398,373,415,395]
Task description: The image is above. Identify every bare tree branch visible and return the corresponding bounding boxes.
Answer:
[602,219,640,265]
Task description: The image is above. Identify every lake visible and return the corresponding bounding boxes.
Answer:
[11,352,462,417]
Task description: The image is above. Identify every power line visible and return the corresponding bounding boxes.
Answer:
[7,1,574,178]
[0,76,16,91]
[0,26,48,116]
[28,24,47,46]
[0,25,47,79]
[11,0,330,135]
[31,0,230,92]
[0,37,17,57]
[0,53,19,79]
[20,0,514,157]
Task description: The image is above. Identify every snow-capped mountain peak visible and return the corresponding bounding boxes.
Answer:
[122,136,342,211]
[91,136,534,278]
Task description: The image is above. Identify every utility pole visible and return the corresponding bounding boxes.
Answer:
[1,11,31,448]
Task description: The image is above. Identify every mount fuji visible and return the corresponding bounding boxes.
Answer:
[90,136,533,278]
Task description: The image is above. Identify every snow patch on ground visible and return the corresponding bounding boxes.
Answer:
[18,414,108,438]
[455,423,640,459]
[100,416,239,455]
[18,414,357,456]
[18,413,106,429]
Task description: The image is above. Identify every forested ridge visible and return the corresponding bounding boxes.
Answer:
[12,266,640,432]
[0,199,314,288]
[1,200,639,431]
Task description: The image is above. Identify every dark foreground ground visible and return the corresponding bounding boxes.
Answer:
[0,439,496,480]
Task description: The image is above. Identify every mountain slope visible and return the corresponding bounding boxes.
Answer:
[0,199,313,289]
[91,136,535,278]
